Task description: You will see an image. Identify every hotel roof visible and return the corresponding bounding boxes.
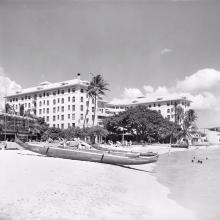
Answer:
[108,95,191,106]
[6,78,89,98]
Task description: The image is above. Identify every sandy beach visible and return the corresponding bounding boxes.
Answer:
[0,144,196,220]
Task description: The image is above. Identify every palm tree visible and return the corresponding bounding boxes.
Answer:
[85,74,109,127]
[174,105,184,125]
[177,109,197,144]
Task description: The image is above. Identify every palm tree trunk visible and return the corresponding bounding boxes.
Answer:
[83,97,90,128]
[92,95,97,126]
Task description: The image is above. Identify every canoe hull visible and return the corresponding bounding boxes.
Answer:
[15,138,158,165]
[92,144,158,157]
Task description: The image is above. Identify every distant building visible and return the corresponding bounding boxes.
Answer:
[101,96,191,124]
[5,74,97,129]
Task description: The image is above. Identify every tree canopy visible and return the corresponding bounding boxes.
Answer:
[104,105,180,143]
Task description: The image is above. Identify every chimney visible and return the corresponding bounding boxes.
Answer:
[77,73,81,80]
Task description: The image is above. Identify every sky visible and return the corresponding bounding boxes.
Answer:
[0,0,220,128]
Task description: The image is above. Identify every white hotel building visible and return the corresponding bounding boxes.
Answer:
[6,74,97,129]
[6,74,191,128]
[104,96,191,123]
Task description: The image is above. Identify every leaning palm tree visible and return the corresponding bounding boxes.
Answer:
[174,105,184,125]
[85,74,109,127]
[177,109,197,144]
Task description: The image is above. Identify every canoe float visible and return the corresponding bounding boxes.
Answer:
[92,144,158,157]
[171,143,189,149]
[15,137,158,165]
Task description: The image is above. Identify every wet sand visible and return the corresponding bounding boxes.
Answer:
[0,144,195,220]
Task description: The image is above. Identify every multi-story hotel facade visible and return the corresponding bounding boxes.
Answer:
[6,74,191,129]
[6,74,97,129]
[103,96,191,124]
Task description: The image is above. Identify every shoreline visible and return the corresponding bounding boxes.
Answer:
[1,143,219,220]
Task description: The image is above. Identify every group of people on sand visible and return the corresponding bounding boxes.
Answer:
[107,140,132,147]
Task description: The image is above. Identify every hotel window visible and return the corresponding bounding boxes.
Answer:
[68,97,70,102]
[16,98,18,101]
[43,92,45,97]
[28,103,31,108]
[53,116,56,121]
[92,107,95,112]
[68,123,71,128]
[28,96,31,99]
[57,124,59,128]
[158,104,161,107]
[68,105,70,111]
[86,101,89,106]
[58,90,60,94]
[43,100,45,105]
[72,87,75,93]
[81,105,83,111]
[46,116,49,122]
[61,115,64,121]
[61,98,64,104]
[57,98,60,103]
[25,103,27,107]
[153,103,156,107]
[72,123,75,127]
[72,113,75,120]
[167,109,170,113]
[39,109,42,114]
[149,105,151,108]
[171,108,174,113]
[53,91,56,96]
[72,96,75,102]
[43,108,45,114]
[61,106,64,112]
[80,114,83,120]
[92,99,95,104]
[61,90,64,94]
[53,99,56,105]
[68,114,70,119]
[167,115,170,120]
[47,100,49,106]
[53,107,56,113]
[21,97,24,101]
[57,106,60,112]
[25,96,27,100]
[68,88,70,93]
[53,124,55,127]
[80,89,84,93]
[167,102,170,106]
[81,97,83,102]
[39,94,42,98]
[47,92,49,96]
[39,101,42,107]
[72,105,75,111]
[57,115,59,120]
[47,108,49,114]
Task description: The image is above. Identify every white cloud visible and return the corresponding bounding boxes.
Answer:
[176,68,220,92]
[122,88,143,99]
[0,67,22,110]
[111,68,220,112]
[160,48,173,55]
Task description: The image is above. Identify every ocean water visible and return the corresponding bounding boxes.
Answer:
[153,146,220,220]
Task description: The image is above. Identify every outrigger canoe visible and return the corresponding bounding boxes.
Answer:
[171,143,189,149]
[15,137,158,165]
[92,144,158,157]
